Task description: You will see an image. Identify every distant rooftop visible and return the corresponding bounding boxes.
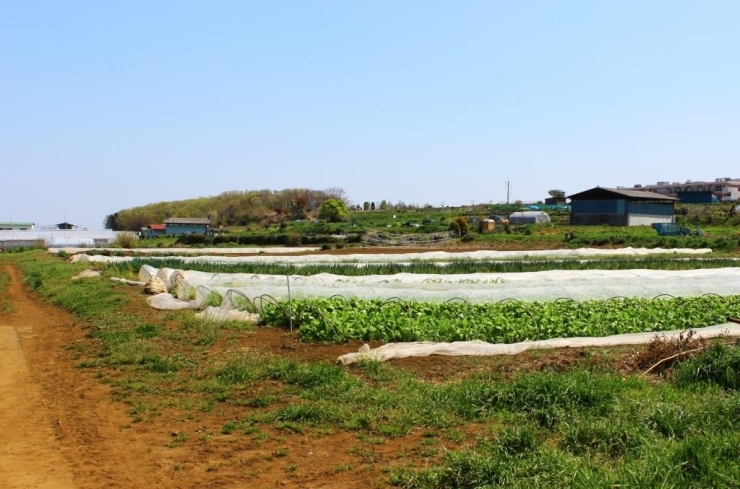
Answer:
[0,222,34,226]
[569,187,678,201]
[631,177,740,188]
[163,218,211,225]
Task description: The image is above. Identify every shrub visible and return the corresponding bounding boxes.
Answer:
[319,199,348,222]
[449,216,469,237]
[113,233,137,249]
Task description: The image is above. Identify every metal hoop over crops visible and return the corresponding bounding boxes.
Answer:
[223,289,257,313]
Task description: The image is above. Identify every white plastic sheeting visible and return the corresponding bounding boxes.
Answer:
[337,323,740,365]
[52,246,321,255]
[195,307,260,323]
[156,267,740,308]
[146,293,197,310]
[67,247,714,266]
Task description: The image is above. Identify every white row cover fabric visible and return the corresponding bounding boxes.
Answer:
[147,293,197,310]
[161,267,740,307]
[195,306,260,323]
[337,323,740,365]
[68,247,713,266]
[52,246,321,255]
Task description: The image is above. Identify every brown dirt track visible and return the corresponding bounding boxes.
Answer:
[0,263,631,488]
[0,265,178,488]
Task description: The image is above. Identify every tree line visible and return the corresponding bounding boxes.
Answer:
[104,187,348,231]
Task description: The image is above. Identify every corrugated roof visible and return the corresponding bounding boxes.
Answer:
[0,222,34,227]
[0,230,135,247]
[164,218,211,225]
[568,187,678,201]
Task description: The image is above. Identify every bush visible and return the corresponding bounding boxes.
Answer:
[113,233,137,249]
[319,199,348,222]
[286,232,302,246]
[449,216,469,237]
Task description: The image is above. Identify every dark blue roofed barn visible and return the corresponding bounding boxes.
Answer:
[163,218,211,236]
[568,187,676,226]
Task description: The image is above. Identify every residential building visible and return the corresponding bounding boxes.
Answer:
[626,177,740,203]
[142,224,167,239]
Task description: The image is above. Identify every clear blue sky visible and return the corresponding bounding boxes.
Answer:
[2,1,738,228]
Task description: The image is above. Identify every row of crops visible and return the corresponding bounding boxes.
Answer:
[259,296,740,343]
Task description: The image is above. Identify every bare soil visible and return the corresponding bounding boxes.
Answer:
[0,263,636,488]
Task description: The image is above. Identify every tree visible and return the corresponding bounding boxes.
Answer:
[103,213,119,230]
[548,189,566,200]
[324,187,349,204]
[319,198,348,222]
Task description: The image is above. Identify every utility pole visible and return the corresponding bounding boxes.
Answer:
[505,181,512,204]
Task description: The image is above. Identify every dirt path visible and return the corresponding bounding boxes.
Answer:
[0,324,76,488]
[0,265,172,488]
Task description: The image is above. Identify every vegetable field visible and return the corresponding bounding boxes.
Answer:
[103,248,740,345]
[260,295,740,343]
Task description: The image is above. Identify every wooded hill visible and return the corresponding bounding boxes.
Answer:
[104,188,346,231]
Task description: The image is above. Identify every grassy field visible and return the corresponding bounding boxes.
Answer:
[5,249,740,486]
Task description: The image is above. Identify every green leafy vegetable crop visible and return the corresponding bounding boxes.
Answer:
[260,295,740,343]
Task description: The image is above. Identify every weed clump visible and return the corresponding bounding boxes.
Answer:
[629,330,704,375]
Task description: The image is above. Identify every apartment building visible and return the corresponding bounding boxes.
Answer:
[624,177,740,203]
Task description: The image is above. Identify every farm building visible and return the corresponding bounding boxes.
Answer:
[509,211,551,224]
[143,223,167,239]
[56,222,77,230]
[568,187,676,226]
[0,222,35,230]
[163,218,211,236]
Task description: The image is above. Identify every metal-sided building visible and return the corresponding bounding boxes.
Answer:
[0,222,35,230]
[142,224,167,239]
[568,187,676,226]
[163,218,211,236]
